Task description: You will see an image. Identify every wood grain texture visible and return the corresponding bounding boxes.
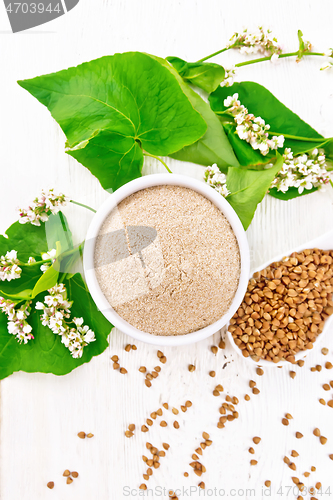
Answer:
[1,0,333,498]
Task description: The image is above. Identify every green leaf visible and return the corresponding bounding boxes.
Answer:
[31,264,59,298]
[150,57,238,170]
[226,154,284,229]
[0,289,33,301]
[166,56,225,93]
[269,186,318,200]
[0,274,112,380]
[209,82,325,159]
[18,52,207,191]
[0,214,72,299]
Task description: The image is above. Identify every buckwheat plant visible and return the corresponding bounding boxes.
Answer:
[204,164,229,197]
[0,297,33,343]
[270,148,332,194]
[36,283,96,358]
[224,93,285,155]
[227,27,282,56]
[0,250,22,281]
[221,66,237,87]
[18,188,68,226]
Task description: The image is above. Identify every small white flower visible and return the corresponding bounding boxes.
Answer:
[40,263,50,273]
[0,250,22,282]
[223,94,285,156]
[0,297,33,344]
[221,67,237,88]
[271,148,332,195]
[227,27,282,57]
[37,283,95,358]
[204,164,230,198]
[42,249,57,261]
[18,189,68,226]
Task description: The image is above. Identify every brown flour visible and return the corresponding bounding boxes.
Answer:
[94,185,240,335]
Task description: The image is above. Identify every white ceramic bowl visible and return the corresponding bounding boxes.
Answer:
[83,173,250,346]
[227,228,333,367]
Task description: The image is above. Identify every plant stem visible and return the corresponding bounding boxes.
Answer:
[235,51,324,68]
[196,47,230,63]
[143,153,173,173]
[70,200,96,213]
[268,131,329,142]
[20,243,84,267]
[215,110,234,117]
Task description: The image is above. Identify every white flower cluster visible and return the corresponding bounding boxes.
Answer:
[36,283,95,358]
[18,189,68,226]
[0,297,33,344]
[227,27,282,56]
[221,66,237,87]
[321,48,333,71]
[224,93,285,155]
[0,250,22,282]
[204,164,230,197]
[270,148,332,194]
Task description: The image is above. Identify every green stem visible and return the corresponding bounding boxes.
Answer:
[235,51,324,68]
[20,243,84,267]
[215,110,234,117]
[196,47,230,63]
[70,200,96,213]
[268,131,330,143]
[143,153,172,173]
[61,243,84,259]
[330,179,333,189]
[20,261,45,267]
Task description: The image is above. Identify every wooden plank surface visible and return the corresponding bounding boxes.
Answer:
[1,1,333,498]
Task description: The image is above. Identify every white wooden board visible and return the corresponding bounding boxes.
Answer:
[1,1,333,499]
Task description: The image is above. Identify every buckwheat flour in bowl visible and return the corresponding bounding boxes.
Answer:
[93,184,241,336]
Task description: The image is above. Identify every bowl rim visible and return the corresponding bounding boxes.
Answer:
[83,173,250,346]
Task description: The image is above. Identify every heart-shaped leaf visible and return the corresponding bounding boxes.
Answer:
[166,56,225,93]
[18,52,207,191]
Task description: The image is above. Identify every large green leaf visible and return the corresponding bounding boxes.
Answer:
[209,82,325,160]
[226,154,284,229]
[0,274,111,380]
[18,52,207,191]
[148,57,238,170]
[166,56,225,93]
